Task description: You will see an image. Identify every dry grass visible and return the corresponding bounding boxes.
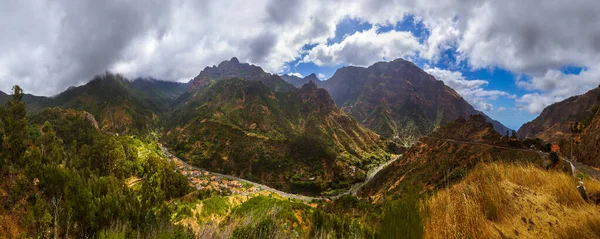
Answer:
[425,162,600,239]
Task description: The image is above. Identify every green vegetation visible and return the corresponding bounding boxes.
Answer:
[199,196,229,218]
[166,78,389,195]
[378,194,424,239]
[0,86,192,238]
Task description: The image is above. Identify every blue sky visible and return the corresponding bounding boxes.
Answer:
[282,16,585,130]
[3,1,600,131]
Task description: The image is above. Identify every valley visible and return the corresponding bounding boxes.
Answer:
[160,143,400,202]
[1,58,600,238]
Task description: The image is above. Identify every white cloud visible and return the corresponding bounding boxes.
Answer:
[303,27,423,67]
[516,93,562,114]
[317,73,327,80]
[1,0,600,116]
[497,107,506,112]
[288,72,303,78]
[514,65,600,114]
[425,67,515,112]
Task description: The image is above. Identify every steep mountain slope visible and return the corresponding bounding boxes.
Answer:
[188,57,295,93]
[281,73,324,87]
[359,115,547,202]
[575,107,600,167]
[517,86,600,143]
[321,58,511,144]
[52,73,186,134]
[166,77,389,195]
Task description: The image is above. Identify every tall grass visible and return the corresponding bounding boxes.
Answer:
[425,162,600,239]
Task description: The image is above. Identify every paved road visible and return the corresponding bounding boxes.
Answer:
[159,144,399,202]
[421,136,600,181]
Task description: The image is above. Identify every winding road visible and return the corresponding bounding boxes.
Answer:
[160,137,600,202]
[159,144,399,202]
[421,136,600,181]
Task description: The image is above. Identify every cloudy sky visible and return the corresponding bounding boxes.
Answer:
[2,0,600,129]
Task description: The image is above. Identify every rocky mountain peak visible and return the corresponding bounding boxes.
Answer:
[189,58,295,92]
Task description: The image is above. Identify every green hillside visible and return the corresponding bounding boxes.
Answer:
[166,78,389,195]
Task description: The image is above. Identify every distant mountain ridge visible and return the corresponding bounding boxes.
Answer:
[517,87,600,143]
[280,73,323,87]
[320,58,511,144]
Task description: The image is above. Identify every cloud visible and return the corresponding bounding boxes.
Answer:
[1,0,600,112]
[317,73,327,80]
[303,27,423,67]
[516,93,562,114]
[288,72,303,78]
[425,67,515,112]
[514,65,600,114]
[497,107,506,112]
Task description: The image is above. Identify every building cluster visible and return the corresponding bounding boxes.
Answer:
[171,156,260,195]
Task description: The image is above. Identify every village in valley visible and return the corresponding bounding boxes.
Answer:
[169,155,260,195]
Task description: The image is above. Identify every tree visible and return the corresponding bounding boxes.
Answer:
[511,130,517,139]
[1,85,29,169]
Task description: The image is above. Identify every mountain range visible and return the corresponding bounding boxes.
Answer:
[3,57,600,238]
[1,57,515,194]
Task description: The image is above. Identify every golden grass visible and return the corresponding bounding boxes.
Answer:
[425,162,600,239]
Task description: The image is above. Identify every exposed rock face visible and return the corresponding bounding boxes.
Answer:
[189,57,295,92]
[320,58,511,143]
[517,87,600,143]
[83,111,100,130]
